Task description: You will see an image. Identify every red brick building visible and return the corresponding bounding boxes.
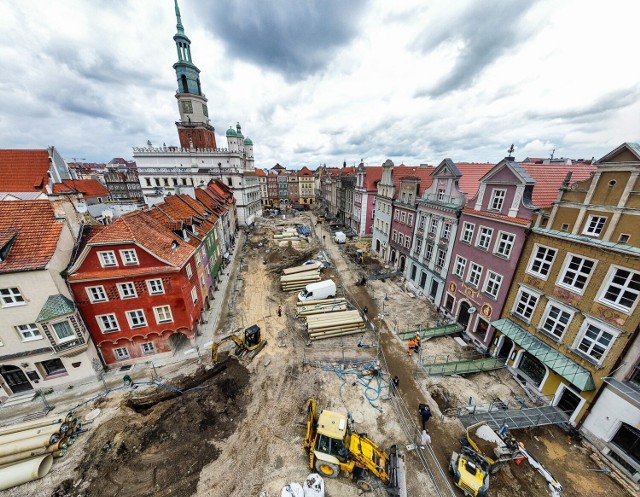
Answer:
[67,210,203,366]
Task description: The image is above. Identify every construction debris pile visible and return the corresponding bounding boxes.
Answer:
[0,413,82,491]
[281,262,322,291]
[273,227,310,247]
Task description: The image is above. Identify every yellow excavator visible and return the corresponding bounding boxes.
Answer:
[302,398,404,496]
[210,324,266,362]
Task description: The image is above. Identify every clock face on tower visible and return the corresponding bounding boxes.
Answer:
[182,100,193,114]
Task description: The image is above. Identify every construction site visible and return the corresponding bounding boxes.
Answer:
[0,213,634,497]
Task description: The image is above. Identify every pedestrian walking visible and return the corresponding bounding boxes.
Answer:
[391,375,399,395]
[277,304,283,317]
[414,332,421,353]
[419,403,432,430]
[363,306,369,322]
[420,429,431,449]
[407,339,416,355]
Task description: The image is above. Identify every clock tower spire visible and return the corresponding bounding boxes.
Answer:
[172,0,216,150]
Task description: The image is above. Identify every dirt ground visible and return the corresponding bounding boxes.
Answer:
[5,215,631,497]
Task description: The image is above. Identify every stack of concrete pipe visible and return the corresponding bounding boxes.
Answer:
[296,298,348,317]
[0,413,79,491]
[306,310,366,340]
[274,228,307,247]
[281,263,322,291]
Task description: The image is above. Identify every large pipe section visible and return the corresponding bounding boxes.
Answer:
[0,414,73,437]
[0,423,67,446]
[0,454,53,491]
[0,442,63,466]
[0,433,61,458]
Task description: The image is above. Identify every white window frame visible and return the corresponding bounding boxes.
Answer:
[401,212,406,223]
[97,314,120,333]
[16,323,42,341]
[154,305,173,324]
[415,238,423,256]
[476,227,493,250]
[494,232,515,259]
[489,189,506,211]
[526,245,557,280]
[404,236,410,248]
[538,301,575,341]
[442,222,452,240]
[425,244,433,262]
[119,249,139,265]
[86,285,107,303]
[146,279,165,295]
[191,286,198,304]
[453,256,467,278]
[98,250,118,267]
[408,214,413,226]
[512,287,541,323]
[467,263,483,288]
[117,282,137,299]
[141,342,155,355]
[557,254,597,295]
[114,346,130,360]
[51,320,76,343]
[572,319,619,365]
[430,219,438,235]
[461,222,475,244]
[126,309,147,328]
[483,271,503,299]
[186,263,193,279]
[597,266,640,314]
[392,230,398,242]
[435,249,446,268]
[437,188,446,201]
[583,215,607,236]
[195,252,202,266]
[1,287,26,307]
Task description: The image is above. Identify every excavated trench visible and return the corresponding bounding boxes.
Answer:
[51,359,250,497]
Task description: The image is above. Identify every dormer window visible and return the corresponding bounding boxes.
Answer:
[120,249,138,265]
[489,189,506,211]
[98,251,117,267]
[437,189,445,201]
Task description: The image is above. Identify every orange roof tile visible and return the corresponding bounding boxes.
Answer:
[52,179,110,198]
[0,149,51,193]
[521,163,596,208]
[68,265,179,282]
[298,166,313,176]
[363,166,382,191]
[463,208,531,226]
[392,166,435,195]
[0,201,63,273]
[456,163,496,196]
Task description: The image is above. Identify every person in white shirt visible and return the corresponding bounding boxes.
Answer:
[420,429,431,449]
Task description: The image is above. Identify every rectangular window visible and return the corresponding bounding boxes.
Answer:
[527,245,557,279]
[599,267,640,312]
[419,216,426,230]
[1,287,25,306]
[408,214,413,226]
[415,238,422,255]
[420,271,427,289]
[461,222,475,244]
[126,310,147,328]
[147,279,165,295]
[495,232,515,258]
[444,294,454,312]
[97,314,119,332]
[430,219,438,235]
[453,256,467,278]
[40,358,67,376]
[442,223,451,240]
[98,251,117,267]
[120,249,139,265]
[154,305,173,324]
[476,227,493,250]
[141,342,155,355]
[559,255,595,293]
[583,215,607,236]
[540,303,573,340]
[86,286,107,303]
[467,263,483,287]
[513,288,540,322]
[117,282,137,299]
[489,189,506,211]
[404,236,410,248]
[114,347,130,360]
[436,249,446,268]
[191,287,198,303]
[392,230,398,242]
[394,211,399,220]
[401,212,406,223]
[575,321,616,363]
[398,234,404,246]
[195,252,202,266]
[475,318,489,339]
[16,323,42,341]
[52,321,75,342]
[186,263,193,279]
[437,189,446,201]
[484,271,502,299]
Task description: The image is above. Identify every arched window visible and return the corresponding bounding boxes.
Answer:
[180,74,188,93]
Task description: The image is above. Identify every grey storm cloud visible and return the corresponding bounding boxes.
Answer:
[413,0,540,97]
[199,0,369,80]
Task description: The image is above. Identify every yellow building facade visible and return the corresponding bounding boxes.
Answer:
[491,143,640,425]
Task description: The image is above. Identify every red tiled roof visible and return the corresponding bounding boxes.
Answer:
[0,149,51,193]
[521,163,596,208]
[392,166,435,195]
[298,166,313,176]
[0,201,63,273]
[363,166,382,191]
[81,210,194,267]
[456,163,496,196]
[52,179,110,198]
[463,208,530,226]
[68,265,180,282]
[255,169,266,177]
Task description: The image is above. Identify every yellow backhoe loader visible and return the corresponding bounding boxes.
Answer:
[302,398,404,496]
[210,324,266,362]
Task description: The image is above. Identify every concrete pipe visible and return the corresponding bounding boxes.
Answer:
[0,417,65,437]
[0,423,65,446]
[0,454,53,491]
[0,433,60,458]
[0,442,61,466]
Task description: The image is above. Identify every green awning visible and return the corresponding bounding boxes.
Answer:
[492,318,595,391]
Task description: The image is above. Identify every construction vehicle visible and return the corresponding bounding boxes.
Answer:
[450,422,523,497]
[210,324,266,362]
[302,398,403,496]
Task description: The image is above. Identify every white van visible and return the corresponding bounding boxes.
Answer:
[334,231,346,244]
[298,279,337,302]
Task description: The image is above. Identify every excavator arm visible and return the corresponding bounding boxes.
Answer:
[210,335,244,362]
[302,398,318,469]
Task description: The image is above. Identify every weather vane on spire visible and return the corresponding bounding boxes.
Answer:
[508,144,515,156]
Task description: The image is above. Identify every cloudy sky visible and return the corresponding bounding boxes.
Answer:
[1,0,638,169]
